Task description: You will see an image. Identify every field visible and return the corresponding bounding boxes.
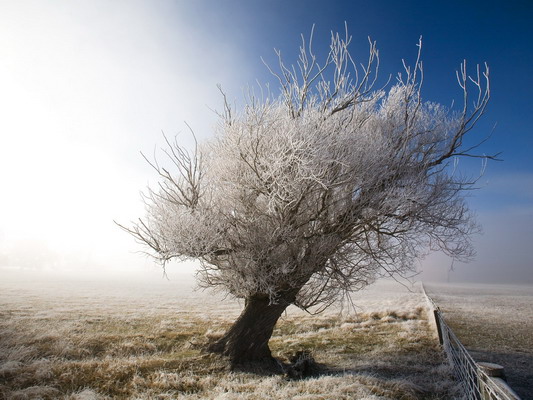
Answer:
[0,269,460,400]
[425,283,533,399]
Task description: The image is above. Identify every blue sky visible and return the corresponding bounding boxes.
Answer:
[0,0,531,283]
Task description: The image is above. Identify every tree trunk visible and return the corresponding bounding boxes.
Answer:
[207,295,291,365]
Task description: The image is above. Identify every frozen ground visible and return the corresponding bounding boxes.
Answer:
[0,268,460,399]
[425,282,533,399]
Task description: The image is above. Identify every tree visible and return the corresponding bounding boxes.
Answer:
[120,28,492,366]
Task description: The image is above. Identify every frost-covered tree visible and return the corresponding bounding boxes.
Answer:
[121,29,492,365]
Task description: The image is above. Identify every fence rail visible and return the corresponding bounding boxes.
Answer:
[422,285,521,400]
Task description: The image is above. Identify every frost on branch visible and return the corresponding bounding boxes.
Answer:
[122,29,492,314]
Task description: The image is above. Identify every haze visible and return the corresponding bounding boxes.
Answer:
[1,0,532,284]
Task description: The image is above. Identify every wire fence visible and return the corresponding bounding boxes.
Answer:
[422,286,521,400]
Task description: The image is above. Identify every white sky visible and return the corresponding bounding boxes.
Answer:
[0,1,249,273]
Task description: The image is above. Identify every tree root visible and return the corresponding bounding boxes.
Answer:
[283,350,320,380]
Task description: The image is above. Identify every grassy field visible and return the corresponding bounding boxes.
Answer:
[425,283,533,399]
[0,270,461,399]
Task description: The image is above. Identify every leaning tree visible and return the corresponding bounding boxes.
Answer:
[121,29,493,365]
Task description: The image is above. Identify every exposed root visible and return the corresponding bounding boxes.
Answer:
[283,350,321,380]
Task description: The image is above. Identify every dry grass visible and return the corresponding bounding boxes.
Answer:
[0,271,462,399]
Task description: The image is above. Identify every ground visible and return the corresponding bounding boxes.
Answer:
[0,269,460,399]
[425,283,533,400]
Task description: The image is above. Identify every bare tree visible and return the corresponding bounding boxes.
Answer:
[120,28,493,366]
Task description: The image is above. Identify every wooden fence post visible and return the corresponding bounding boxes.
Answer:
[433,309,444,345]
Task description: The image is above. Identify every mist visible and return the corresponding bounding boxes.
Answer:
[0,1,249,279]
[1,1,531,286]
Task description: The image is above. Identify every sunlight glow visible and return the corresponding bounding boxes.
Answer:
[0,1,248,271]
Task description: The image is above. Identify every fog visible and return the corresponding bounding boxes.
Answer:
[420,173,533,284]
[1,1,531,286]
[0,1,249,279]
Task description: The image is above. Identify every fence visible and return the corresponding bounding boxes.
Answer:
[422,286,521,400]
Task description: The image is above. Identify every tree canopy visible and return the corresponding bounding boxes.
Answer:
[121,28,492,364]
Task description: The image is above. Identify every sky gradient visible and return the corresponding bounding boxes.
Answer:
[0,0,532,283]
